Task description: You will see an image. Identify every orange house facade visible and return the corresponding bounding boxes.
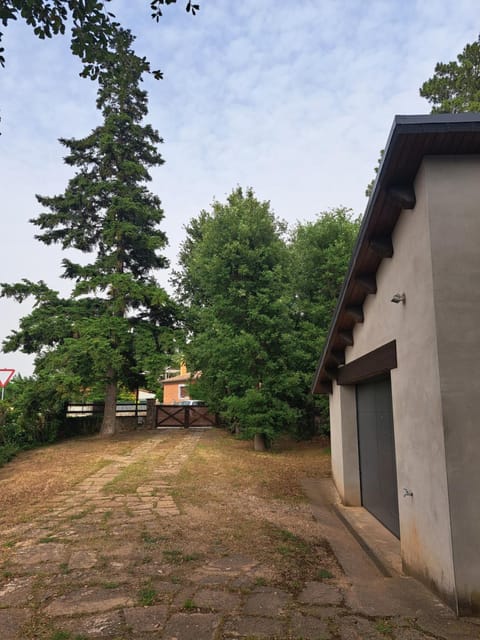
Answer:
[161,364,198,404]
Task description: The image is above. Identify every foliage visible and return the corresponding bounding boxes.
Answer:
[420,34,480,113]
[367,35,480,198]
[0,0,199,77]
[1,30,175,435]
[174,187,299,442]
[288,207,360,434]
[175,195,359,442]
[365,149,384,198]
[0,375,68,466]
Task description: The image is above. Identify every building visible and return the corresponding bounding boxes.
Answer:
[161,363,199,404]
[313,113,480,615]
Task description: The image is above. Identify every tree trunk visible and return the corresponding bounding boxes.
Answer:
[253,432,267,452]
[100,375,118,436]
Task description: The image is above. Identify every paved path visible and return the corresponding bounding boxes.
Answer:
[1,430,479,640]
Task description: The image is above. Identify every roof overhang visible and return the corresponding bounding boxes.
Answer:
[312,113,480,395]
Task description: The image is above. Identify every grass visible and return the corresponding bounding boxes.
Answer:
[103,581,120,589]
[276,528,311,557]
[102,459,153,495]
[163,549,183,564]
[49,632,87,640]
[68,507,94,521]
[162,549,201,564]
[317,568,334,579]
[38,535,60,544]
[138,584,158,606]
[375,619,394,635]
[0,429,339,629]
[141,530,167,545]
[182,598,197,611]
[0,431,160,526]
[101,510,113,523]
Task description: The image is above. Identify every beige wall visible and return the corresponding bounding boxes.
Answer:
[329,156,473,609]
[329,384,360,506]
[426,156,480,614]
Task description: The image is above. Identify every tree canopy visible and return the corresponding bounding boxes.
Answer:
[420,34,480,113]
[174,187,298,446]
[174,192,359,445]
[0,1,199,77]
[1,29,176,435]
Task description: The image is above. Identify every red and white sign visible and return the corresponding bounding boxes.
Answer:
[0,369,15,388]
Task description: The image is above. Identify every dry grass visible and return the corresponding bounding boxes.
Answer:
[0,432,158,525]
[0,428,337,593]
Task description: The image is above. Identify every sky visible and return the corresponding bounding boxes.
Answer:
[0,0,478,377]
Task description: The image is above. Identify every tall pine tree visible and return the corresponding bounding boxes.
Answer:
[1,29,175,435]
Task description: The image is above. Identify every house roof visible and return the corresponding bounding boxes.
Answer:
[161,371,201,385]
[161,373,191,385]
[312,113,480,394]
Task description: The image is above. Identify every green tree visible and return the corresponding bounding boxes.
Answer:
[420,34,480,113]
[0,1,199,76]
[288,207,360,433]
[1,30,175,435]
[174,187,298,448]
[365,149,384,198]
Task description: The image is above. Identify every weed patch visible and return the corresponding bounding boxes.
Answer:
[138,583,158,606]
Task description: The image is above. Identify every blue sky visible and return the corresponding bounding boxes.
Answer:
[0,0,478,376]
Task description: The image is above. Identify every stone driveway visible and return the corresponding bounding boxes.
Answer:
[0,430,479,639]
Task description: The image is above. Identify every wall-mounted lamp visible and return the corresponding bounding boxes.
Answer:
[391,292,406,304]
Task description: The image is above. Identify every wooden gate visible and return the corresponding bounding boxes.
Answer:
[155,404,217,429]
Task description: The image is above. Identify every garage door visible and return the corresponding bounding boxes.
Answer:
[356,376,400,538]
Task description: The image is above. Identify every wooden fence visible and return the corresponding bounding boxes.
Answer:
[66,401,147,418]
[66,401,217,430]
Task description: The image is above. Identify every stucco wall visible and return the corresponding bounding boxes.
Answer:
[162,382,189,404]
[330,158,457,607]
[426,156,480,614]
[329,384,360,505]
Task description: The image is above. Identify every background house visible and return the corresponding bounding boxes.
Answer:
[313,113,480,616]
[161,363,199,404]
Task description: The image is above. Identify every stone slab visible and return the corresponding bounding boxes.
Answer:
[289,611,332,640]
[298,581,343,606]
[243,588,292,617]
[68,550,97,570]
[44,587,133,616]
[0,608,30,640]
[163,612,221,640]
[193,588,242,612]
[223,615,286,638]
[12,543,69,566]
[336,616,385,640]
[0,576,35,606]
[61,611,124,637]
[123,604,168,632]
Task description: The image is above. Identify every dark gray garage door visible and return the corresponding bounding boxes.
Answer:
[356,376,400,538]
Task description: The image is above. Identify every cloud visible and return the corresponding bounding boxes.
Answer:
[1,0,479,374]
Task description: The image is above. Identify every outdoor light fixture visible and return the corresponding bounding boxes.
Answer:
[391,292,406,304]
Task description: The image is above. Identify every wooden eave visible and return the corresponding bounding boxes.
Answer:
[312,113,480,394]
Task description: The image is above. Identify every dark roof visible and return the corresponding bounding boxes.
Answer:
[312,113,480,394]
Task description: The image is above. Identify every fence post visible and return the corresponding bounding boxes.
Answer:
[145,398,156,430]
[184,407,190,429]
